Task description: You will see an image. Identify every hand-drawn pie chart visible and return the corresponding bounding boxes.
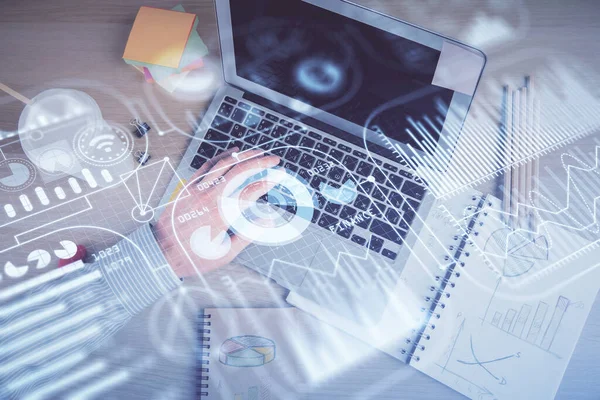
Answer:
[219,335,276,367]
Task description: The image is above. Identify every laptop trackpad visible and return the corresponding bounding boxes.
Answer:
[235,228,326,289]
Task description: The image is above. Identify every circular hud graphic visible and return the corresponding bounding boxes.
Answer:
[0,158,36,192]
[219,168,314,246]
[74,122,133,166]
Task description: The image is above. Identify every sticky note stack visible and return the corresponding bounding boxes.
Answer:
[123,5,209,93]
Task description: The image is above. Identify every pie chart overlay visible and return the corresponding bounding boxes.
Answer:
[219,335,276,368]
[0,159,36,192]
[54,240,78,259]
[190,226,232,260]
[27,249,52,269]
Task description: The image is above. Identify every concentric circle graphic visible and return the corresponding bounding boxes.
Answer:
[74,122,133,166]
[0,158,36,192]
[219,168,314,246]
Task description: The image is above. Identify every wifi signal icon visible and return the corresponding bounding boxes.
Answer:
[89,134,116,153]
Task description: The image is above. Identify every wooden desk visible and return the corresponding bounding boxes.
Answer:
[1,0,599,398]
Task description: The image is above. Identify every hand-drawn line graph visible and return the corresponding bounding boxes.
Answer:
[437,317,496,400]
[456,335,521,385]
[375,62,600,199]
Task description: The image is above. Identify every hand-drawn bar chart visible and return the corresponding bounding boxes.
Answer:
[488,295,571,355]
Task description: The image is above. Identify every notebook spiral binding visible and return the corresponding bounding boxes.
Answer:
[197,313,212,397]
[402,195,490,363]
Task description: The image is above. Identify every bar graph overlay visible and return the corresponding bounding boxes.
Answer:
[487,296,571,356]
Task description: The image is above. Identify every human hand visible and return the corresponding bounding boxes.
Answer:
[153,148,280,278]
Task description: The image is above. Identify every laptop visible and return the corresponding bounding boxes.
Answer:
[159,0,485,326]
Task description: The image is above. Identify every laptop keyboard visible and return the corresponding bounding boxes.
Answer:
[190,96,427,261]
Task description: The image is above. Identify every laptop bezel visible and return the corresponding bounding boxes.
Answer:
[214,0,486,163]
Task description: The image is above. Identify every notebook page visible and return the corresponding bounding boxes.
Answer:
[411,198,600,399]
[288,190,484,362]
[202,308,417,400]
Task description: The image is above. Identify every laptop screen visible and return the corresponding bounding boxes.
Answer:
[229,0,457,151]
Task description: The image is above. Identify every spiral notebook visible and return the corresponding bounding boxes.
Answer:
[287,191,600,399]
[196,307,416,399]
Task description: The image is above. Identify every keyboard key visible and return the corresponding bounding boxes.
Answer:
[211,116,234,133]
[403,198,421,212]
[329,148,344,160]
[281,120,293,128]
[271,125,288,138]
[340,206,356,220]
[285,148,302,163]
[258,135,273,150]
[231,124,247,138]
[284,132,301,146]
[318,214,338,229]
[299,137,316,149]
[266,113,279,122]
[191,155,208,170]
[372,169,386,184]
[299,153,316,169]
[271,143,287,157]
[357,181,374,195]
[298,168,312,182]
[402,210,416,226]
[351,235,367,246]
[238,101,252,110]
[385,208,401,225]
[352,150,367,159]
[370,220,405,245]
[372,186,389,202]
[311,210,321,224]
[325,202,341,215]
[356,212,372,229]
[337,225,353,239]
[218,102,234,117]
[368,236,384,252]
[370,202,386,218]
[384,163,399,173]
[231,109,247,123]
[314,143,330,156]
[382,249,398,260]
[338,144,352,152]
[356,161,373,177]
[205,129,230,147]
[310,175,325,190]
[327,166,344,181]
[354,194,371,211]
[308,131,322,140]
[399,169,414,179]
[342,155,359,171]
[257,119,274,134]
[401,181,426,200]
[228,140,244,150]
[386,174,404,189]
[244,132,261,146]
[252,107,265,116]
[224,96,237,105]
[244,114,261,129]
[323,137,337,146]
[284,162,298,173]
[313,192,327,209]
[197,142,218,158]
[389,192,404,208]
[294,125,307,132]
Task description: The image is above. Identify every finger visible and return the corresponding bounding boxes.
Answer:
[202,149,268,186]
[218,155,281,197]
[190,147,239,183]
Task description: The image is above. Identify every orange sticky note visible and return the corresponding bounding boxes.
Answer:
[123,6,196,68]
